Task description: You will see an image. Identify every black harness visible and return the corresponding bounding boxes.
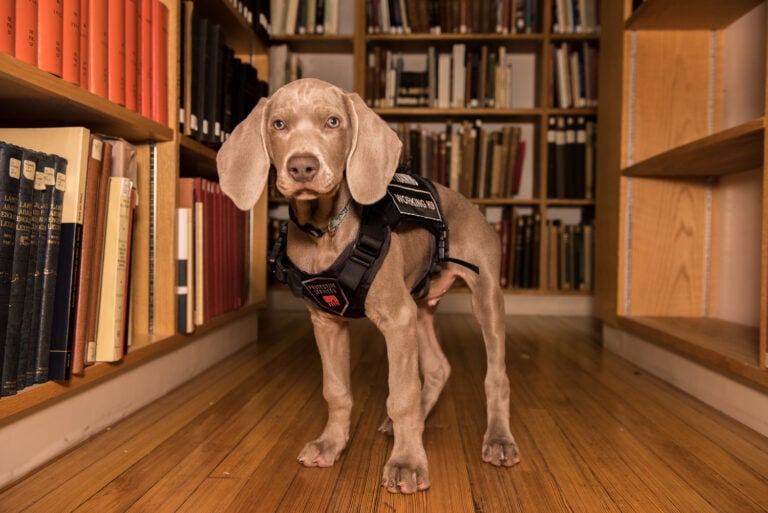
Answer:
[269,173,478,318]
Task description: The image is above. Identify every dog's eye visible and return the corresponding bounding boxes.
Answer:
[272,119,286,130]
[326,116,340,129]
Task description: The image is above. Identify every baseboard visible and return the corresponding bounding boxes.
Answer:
[0,313,260,489]
[603,324,768,437]
[268,287,594,316]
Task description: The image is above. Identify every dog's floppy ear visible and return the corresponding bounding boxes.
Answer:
[217,97,270,210]
[345,92,402,205]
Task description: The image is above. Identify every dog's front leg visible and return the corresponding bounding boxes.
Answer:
[298,307,353,468]
[367,286,430,494]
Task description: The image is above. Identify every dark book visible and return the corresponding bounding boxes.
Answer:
[203,23,223,146]
[0,143,23,393]
[0,148,35,396]
[33,152,67,383]
[192,16,208,141]
[547,115,557,197]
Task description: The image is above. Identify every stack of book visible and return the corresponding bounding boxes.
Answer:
[1,0,170,124]
[491,212,593,290]
[552,41,599,109]
[551,0,600,33]
[396,121,527,200]
[366,0,540,34]
[546,115,596,199]
[0,127,139,396]
[368,44,530,109]
[180,2,269,148]
[269,0,354,35]
[177,177,249,334]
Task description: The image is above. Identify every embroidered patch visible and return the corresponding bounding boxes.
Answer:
[387,183,442,223]
[302,277,349,316]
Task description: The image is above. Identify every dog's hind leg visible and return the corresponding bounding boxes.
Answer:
[468,270,520,467]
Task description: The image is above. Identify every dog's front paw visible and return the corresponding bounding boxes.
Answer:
[481,436,520,467]
[381,459,430,494]
[297,439,343,468]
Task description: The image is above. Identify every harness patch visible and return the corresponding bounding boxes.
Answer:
[388,173,442,223]
[302,277,350,316]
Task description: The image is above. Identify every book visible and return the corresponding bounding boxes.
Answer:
[88,176,134,363]
[78,0,88,88]
[138,0,153,119]
[87,0,108,98]
[107,0,126,105]
[32,152,67,383]
[0,2,12,55]
[37,0,64,77]
[125,0,139,111]
[0,143,23,394]
[14,0,37,65]
[0,147,35,396]
[61,0,80,85]
[176,207,193,334]
[71,134,108,375]
[151,0,169,124]
[178,177,197,332]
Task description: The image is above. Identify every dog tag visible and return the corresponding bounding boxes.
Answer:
[302,277,350,316]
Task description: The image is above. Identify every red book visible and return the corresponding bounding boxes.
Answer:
[124,0,139,111]
[14,0,37,65]
[37,0,63,76]
[61,0,79,84]
[87,0,108,97]
[138,0,152,118]
[107,0,125,105]
[1,2,13,54]
[150,0,167,124]
[78,0,88,88]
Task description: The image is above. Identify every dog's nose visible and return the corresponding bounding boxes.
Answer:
[287,156,319,183]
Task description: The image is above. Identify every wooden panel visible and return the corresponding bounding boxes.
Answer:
[626,0,763,30]
[617,316,767,389]
[593,0,626,323]
[623,118,764,177]
[630,31,714,164]
[627,178,710,316]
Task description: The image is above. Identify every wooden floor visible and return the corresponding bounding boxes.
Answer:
[2,312,768,513]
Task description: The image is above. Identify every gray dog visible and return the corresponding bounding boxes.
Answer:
[217,78,519,494]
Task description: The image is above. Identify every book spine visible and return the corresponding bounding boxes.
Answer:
[78,0,88,88]
[61,0,80,85]
[176,207,190,333]
[151,0,168,124]
[71,135,104,375]
[89,176,132,363]
[138,0,152,118]
[33,154,67,383]
[37,0,64,77]
[125,0,139,111]
[107,0,126,105]
[0,143,22,395]
[87,0,108,98]
[14,0,37,65]
[0,1,12,55]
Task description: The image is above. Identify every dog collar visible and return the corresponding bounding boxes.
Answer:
[289,198,352,237]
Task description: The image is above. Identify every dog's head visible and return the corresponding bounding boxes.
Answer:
[217,78,403,210]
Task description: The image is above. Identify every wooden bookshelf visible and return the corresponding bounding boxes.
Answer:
[595,1,768,378]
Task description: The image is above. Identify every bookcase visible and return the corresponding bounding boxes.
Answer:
[270,0,601,297]
[594,0,768,398]
[0,0,268,452]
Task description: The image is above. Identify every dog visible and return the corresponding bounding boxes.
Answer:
[217,78,519,494]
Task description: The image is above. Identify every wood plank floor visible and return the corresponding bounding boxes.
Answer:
[2,312,768,512]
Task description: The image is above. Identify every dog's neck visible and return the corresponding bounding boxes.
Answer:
[289,185,353,236]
